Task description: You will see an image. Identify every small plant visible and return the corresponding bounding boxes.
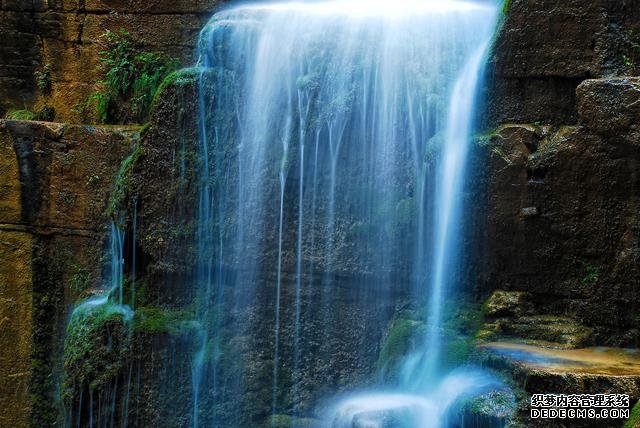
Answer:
[37,105,55,121]
[623,28,640,74]
[5,106,55,122]
[34,64,52,95]
[81,30,179,124]
[6,109,36,120]
[69,265,93,294]
[502,0,512,15]
[581,264,600,284]
[86,174,101,186]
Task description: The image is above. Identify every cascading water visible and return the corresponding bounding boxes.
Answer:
[194,1,499,426]
[64,220,134,427]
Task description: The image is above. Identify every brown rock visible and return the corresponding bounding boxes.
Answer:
[472,121,640,345]
[0,1,224,121]
[0,119,136,426]
[577,77,640,137]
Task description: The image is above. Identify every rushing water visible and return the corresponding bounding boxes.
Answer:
[193,1,499,426]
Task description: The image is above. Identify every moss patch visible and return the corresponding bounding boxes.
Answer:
[377,318,424,376]
[6,109,37,120]
[107,142,141,218]
[150,67,199,113]
[624,400,640,428]
[62,302,131,403]
[133,306,195,336]
[502,0,512,15]
[264,414,320,428]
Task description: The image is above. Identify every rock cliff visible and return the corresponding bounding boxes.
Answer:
[0,0,221,122]
[0,120,137,427]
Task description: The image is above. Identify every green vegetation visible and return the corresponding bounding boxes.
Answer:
[62,302,131,402]
[264,414,319,428]
[623,55,634,68]
[80,30,179,124]
[476,129,514,166]
[107,142,141,217]
[69,264,93,295]
[623,29,640,73]
[581,264,600,284]
[440,298,485,369]
[6,109,36,120]
[377,318,422,371]
[133,306,194,336]
[624,400,640,428]
[5,106,55,121]
[35,64,52,95]
[150,67,199,111]
[502,0,512,15]
[377,296,485,378]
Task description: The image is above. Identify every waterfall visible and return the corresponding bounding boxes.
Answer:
[194,1,499,426]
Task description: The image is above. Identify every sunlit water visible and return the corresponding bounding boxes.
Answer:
[195,0,499,426]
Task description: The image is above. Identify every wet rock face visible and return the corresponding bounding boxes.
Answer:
[476,0,640,348]
[475,78,640,345]
[485,0,640,125]
[577,77,640,138]
[124,71,400,427]
[0,0,222,121]
[0,120,135,427]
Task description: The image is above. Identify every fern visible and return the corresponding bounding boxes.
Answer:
[84,30,178,124]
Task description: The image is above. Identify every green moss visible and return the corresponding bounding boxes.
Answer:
[624,400,640,428]
[377,295,485,377]
[5,106,55,121]
[440,298,485,369]
[150,67,199,112]
[107,142,141,217]
[264,414,319,428]
[6,109,37,120]
[580,263,600,284]
[476,130,513,166]
[62,302,132,403]
[377,318,424,374]
[133,306,194,336]
[502,0,512,15]
[68,264,93,295]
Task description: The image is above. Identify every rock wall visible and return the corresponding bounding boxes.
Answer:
[475,0,640,346]
[486,0,640,125]
[0,0,221,122]
[0,120,136,427]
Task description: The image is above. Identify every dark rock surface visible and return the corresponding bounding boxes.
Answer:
[473,119,640,345]
[485,0,640,125]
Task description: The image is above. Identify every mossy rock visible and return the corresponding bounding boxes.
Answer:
[150,67,200,113]
[133,306,196,336]
[107,142,141,218]
[62,301,132,404]
[461,389,519,427]
[264,414,321,428]
[377,318,425,376]
[624,400,640,428]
